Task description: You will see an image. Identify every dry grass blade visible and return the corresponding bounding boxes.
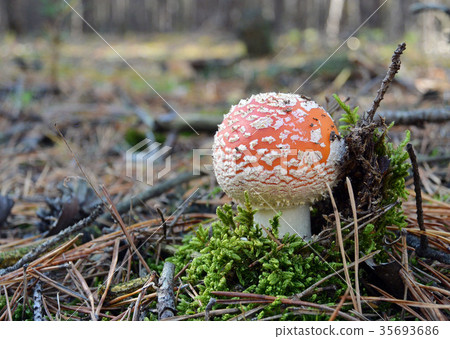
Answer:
[132,275,155,321]
[358,296,450,309]
[399,269,447,321]
[29,268,88,302]
[417,260,450,289]
[107,286,157,306]
[173,260,192,281]
[161,308,240,321]
[70,262,97,320]
[106,292,157,309]
[415,282,450,297]
[42,296,54,321]
[368,283,426,321]
[101,185,152,274]
[2,286,12,321]
[54,124,106,206]
[35,234,82,268]
[1,281,25,321]
[292,251,379,300]
[228,305,266,321]
[95,238,120,315]
[22,265,29,320]
[329,287,349,321]
[212,291,358,321]
[346,177,362,314]
[326,183,357,312]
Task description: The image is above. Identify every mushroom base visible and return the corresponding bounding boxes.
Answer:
[254,204,311,240]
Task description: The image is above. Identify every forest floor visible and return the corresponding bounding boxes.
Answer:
[0,32,449,321]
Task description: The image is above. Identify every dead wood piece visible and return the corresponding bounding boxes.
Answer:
[133,106,450,134]
[410,3,450,16]
[117,87,155,130]
[98,274,154,302]
[0,205,103,276]
[157,262,176,320]
[407,143,428,253]
[375,107,450,125]
[406,234,450,264]
[33,280,43,321]
[0,195,14,226]
[154,113,223,133]
[204,297,216,321]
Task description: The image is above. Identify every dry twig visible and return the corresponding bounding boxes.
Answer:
[157,262,176,319]
[366,42,406,122]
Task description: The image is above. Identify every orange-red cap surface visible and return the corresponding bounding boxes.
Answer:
[213,92,345,209]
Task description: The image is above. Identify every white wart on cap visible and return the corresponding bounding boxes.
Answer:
[212,92,345,239]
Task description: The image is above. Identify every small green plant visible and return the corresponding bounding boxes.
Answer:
[333,94,360,135]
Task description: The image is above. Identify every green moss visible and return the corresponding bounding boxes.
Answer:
[334,95,410,232]
[376,127,410,230]
[334,94,360,136]
[169,193,347,319]
[0,296,33,321]
[124,128,147,147]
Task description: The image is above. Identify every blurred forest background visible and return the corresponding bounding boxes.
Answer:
[0,0,449,217]
[0,0,448,40]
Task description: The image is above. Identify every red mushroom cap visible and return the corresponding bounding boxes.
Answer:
[212,92,345,209]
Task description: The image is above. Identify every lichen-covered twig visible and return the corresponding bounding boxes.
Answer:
[157,262,176,319]
[366,42,406,122]
[204,297,216,321]
[0,205,103,276]
[33,280,43,321]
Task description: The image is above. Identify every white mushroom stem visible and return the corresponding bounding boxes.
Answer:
[253,204,311,240]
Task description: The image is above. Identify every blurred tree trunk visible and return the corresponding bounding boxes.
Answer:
[81,0,94,33]
[386,0,403,40]
[346,0,361,30]
[419,0,449,54]
[273,0,284,33]
[4,0,25,34]
[305,0,324,32]
[70,0,83,38]
[326,0,345,42]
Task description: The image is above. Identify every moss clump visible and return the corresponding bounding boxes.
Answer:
[332,95,410,256]
[0,296,33,320]
[169,193,347,318]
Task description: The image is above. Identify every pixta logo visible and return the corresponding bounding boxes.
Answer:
[126,139,172,185]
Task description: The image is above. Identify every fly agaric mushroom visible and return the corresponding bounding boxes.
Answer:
[212,92,345,239]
